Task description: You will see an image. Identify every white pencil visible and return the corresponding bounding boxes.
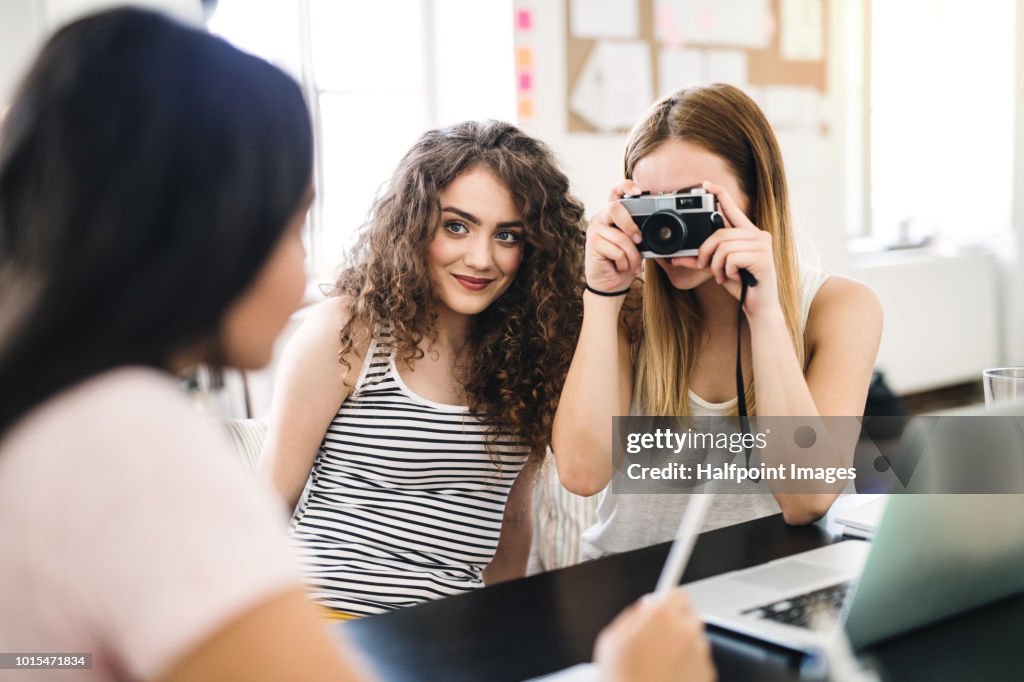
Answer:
[655,492,714,593]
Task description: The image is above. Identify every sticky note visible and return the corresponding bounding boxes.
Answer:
[517,9,532,30]
[517,98,535,119]
[516,46,533,69]
[518,71,533,91]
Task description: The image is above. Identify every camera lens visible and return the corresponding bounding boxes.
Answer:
[641,210,687,255]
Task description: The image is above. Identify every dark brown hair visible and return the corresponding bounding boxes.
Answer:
[0,8,312,435]
[332,120,585,462]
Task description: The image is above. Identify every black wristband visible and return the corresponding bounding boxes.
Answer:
[585,283,631,297]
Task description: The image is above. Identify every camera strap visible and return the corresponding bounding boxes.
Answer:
[736,273,754,468]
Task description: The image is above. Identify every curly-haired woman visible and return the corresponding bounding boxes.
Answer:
[260,120,587,618]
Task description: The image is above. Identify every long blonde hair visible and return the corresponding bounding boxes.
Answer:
[624,84,804,416]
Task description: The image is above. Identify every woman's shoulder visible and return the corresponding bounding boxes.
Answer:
[4,367,190,444]
[0,367,299,682]
[0,364,290,530]
[0,367,243,526]
[277,295,373,396]
[290,295,369,360]
[2,367,224,463]
[300,295,354,335]
[809,275,881,313]
[805,275,883,347]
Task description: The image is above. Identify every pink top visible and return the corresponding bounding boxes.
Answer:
[0,368,298,681]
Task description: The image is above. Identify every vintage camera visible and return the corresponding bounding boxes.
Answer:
[620,188,725,258]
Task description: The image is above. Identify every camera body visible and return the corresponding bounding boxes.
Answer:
[620,188,725,258]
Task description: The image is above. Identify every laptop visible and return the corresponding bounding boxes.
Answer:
[681,401,1024,654]
[686,494,1024,653]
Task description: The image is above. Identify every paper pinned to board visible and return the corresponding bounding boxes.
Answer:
[658,48,705,97]
[760,85,823,128]
[706,49,748,89]
[656,0,773,49]
[571,40,653,131]
[658,48,749,97]
[654,0,685,47]
[780,0,824,61]
[774,129,826,188]
[571,0,639,39]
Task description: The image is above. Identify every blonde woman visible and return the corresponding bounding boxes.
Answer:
[552,84,882,559]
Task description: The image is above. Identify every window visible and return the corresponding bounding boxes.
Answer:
[209,0,515,279]
[867,0,1015,246]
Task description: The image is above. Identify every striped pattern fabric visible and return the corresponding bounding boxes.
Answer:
[224,418,268,478]
[528,457,602,573]
[289,329,529,617]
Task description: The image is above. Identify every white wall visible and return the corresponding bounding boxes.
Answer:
[43,0,201,25]
[1009,0,1024,366]
[0,1,43,106]
[0,0,203,107]
[513,0,624,241]
[2,0,1021,399]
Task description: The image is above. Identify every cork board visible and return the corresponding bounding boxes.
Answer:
[566,0,828,133]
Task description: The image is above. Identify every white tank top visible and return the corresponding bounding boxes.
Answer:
[580,268,831,560]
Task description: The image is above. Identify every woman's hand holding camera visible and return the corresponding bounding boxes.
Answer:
[587,178,782,320]
[692,180,781,320]
[584,180,645,295]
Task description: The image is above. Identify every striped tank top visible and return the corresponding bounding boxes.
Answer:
[289,329,529,617]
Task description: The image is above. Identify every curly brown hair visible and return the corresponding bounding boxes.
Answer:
[332,120,585,463]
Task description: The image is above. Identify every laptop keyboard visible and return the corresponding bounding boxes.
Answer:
[742,582,851,630]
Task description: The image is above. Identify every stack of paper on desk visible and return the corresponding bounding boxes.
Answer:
[833,495,889,539]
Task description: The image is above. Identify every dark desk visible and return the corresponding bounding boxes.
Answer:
[341,514,1024,681]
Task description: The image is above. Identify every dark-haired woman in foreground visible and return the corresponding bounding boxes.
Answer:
[0,8,712,682]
